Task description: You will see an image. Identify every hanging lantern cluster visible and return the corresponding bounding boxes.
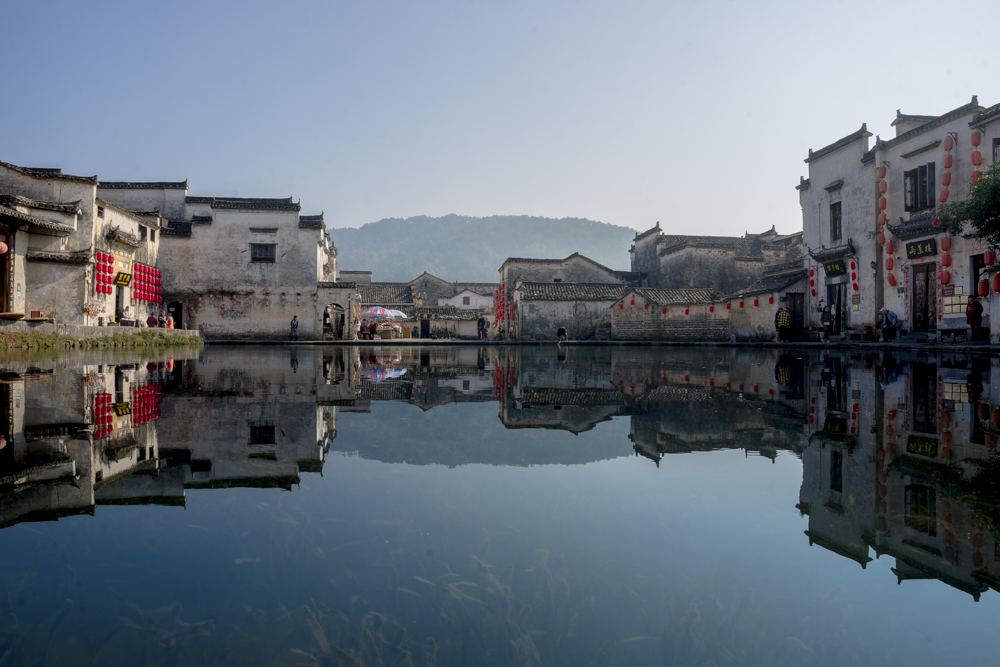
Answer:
[133,262,163,303]
[94,251,115,295]
[850,261,859,292]
[131,382,162,425]
[972,130,983,183]
[93,392,115,440]
[876,166,897,290]
[939,133,955,207]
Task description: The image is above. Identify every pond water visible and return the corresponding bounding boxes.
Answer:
[1,344,999,666]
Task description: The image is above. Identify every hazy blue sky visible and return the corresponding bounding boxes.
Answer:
[4,0,998,235]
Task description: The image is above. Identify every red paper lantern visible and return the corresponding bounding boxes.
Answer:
[630,299,634,305]
[943,154,953,169]
[972,151,983,167]
[850,261,856,270]
[738,300,744,308]
[851,272,857,281]
[887,273,897,287]
[852,282,859,292]
[768,296,774,305]
[878,197,887,210]
[973,171,981,184]
[980,279,990,297]
[811,289,817,296]
[879,180,887,194]
[940,270,950,285]
[940,253,951,267]
[886,258,893,271]
[986,250,996,265]
[684,308,689,315]
[644,303,648,310]
[941,171,951,186]
[709,305,714,312]
[877,165,887,179]
[809,279,814,287]
[619,303,623,309]
[992,273,1000,293]
[726,302,731,310]
[753,298,759,307]
[662,307,666,314]
[878,212,887,226]
[808,269,814,277]
[877,232,886,245]
[939,188,950,203]
[972,130,983,147]
[940,236,951,251]
[944,135,954,151]
[886,241,894,254]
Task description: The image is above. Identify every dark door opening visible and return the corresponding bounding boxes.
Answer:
[912,264,937,332]
[420,320,430,338]
[167,301,184,329]
[786,293,804,338]
[115,286,126,321]
[826,284,847,334]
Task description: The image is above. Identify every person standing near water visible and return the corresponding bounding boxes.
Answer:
[290,315,299,340]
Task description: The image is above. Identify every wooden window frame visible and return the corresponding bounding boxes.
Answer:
[250,243,277,263]
[829,201,842,242]
[904,162,936,212]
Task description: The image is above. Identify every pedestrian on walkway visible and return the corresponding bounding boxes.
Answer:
[967,296,984,340]
[821,306,833,341]
[879,307,899,341]
[290,315,299,340]
[775,307,791,343]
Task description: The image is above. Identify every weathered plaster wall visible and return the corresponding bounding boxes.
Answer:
[629,229,663,287]
[409,274,455,306]
[439,290,493,310]
[501,256,622,295]
[657,248,763,293]
[611,295,728,341]
[514,298,615,341]
[97,187,187,220]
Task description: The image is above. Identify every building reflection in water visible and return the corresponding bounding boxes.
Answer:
[1,344,999,600]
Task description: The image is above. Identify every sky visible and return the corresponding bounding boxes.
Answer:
[3,0,999,235]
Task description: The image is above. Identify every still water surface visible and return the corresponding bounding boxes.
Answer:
[1,345,999,665]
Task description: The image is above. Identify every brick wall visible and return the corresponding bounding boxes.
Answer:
[612,318,730,341]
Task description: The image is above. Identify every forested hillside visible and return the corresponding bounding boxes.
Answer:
[330,215,637,282]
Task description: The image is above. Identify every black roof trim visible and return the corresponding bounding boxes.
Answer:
[805,124,871,163]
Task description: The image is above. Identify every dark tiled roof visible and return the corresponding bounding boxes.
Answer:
[970,103,1000,129]
[0,160,97,183]
[629,288,719,305]
[359,283,414,305]
[185,196,300,211]
[0,205,75,235]
[162,221,192,237]
[453,283,499,296]
[0,195,81,215]
[25,249,91,264]
[879,96,982,149]
[317,281,357,289]
[521,387,627,406]
[359,382,412,402]
[808,242,856,262]
[613,271,645,285]
[891,111,938,127]
[106,225,141,248]
[657,234,769,261]
[501,252,617,275]
[299,215,323,229]
[412,306,486,321]
[805,124,871,163]
[191,214,212,223]
[248,227,278,233]
[519,282,629,302]
[764,258,805,274]
[796,176,811,191]
[886,211,939,240]
[633,223,661,242]
[99,180,187,189]
[727,270,808,298]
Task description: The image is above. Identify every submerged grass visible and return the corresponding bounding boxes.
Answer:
[0,329,203,351]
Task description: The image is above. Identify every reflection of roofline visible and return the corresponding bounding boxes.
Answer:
[804,529,871,568]
[97,495,186,507]
[877,544,987,600]
[185,475,299,490]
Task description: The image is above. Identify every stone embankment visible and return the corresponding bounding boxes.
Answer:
[0,320,202,351]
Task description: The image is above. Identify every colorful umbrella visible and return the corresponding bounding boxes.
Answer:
[361,306,392,318]
[388,310,408,319]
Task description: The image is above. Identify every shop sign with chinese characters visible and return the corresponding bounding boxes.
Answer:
[905,239,937,259]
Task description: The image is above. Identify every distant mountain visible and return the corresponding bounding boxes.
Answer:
[330,214,637,283]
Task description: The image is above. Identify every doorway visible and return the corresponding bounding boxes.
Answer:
[168,301,184,329]
[115,286,126,321]
[786,293,804,339]
[912,264,937,332]
[826,284,847,334]
[420,320,430,338]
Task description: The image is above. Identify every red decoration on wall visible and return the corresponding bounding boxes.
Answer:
[768,296,773,305]
[887,274,897,287]
[619,303,623,309]
[941,171,951,187]
[940,253,951,267]
[980,279,990,297]
[644,303,648,310]
[973,171,981,184]
[809,279,814,287]
[972,130,983,147]
[885,241,894,254]
[878,212,886,226]
[940,236,951,251]
[811,289,817,297]
[972,151,983,167]
[662,307,667,314]
[985,250,996,266]
[738,300,744,309]
[684,308,689,315]
[877,232,886,245]
[753,298,759,307]
[850,261,856,270]
[886,258,893,271]
[944,135,954,151]
[726,302,731,310]
[851,272,856,281]
[630,299,634,305]
[878,197,887,210]
[943,153,953,169]
[709,305,714,312]
[879,180,887,194]
[940,269,951,285]
[852,282,859,292]
[877,165,887,179]
[939,188,950,203]
[808,269,814,277]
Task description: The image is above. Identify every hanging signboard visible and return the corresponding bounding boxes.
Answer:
[113,402,132,416]
[823,260,848,277]
[113,272,132,287]
[906,239,937,259]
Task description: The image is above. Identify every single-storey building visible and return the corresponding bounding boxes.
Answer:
[610,288,724,341]
[511,282,629,341]
[725,269,808,341]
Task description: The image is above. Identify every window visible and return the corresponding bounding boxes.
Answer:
[138,226,147,242]
[462,296,470,305]
[249,425,276,444]
[905,484,936,536]
[462,380,470,390]
[97,206,105,219]
[250,243,276,263]
[830,201,842,242]
[150,229,156,242]
[830,449,843,493]
[553,278,562,282]
[904,162,936,212]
